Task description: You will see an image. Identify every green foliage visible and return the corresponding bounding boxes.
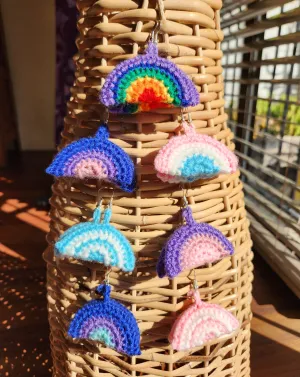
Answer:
[256,95,300,136]
[256,99,269,117]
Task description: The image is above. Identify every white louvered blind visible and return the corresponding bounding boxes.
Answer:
[221,0,300,297]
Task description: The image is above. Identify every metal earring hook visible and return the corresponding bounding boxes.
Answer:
[178,108,185,124]
[150,21,161,43]
[109,189,115,208]
[103,107,109,125]
[104,268,112,286]
[193,269,198,290]
[181,185,189,207]
[96,187,102,207]
[178,110,193,126]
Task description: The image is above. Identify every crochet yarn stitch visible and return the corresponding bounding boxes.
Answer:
[169,289,239,351]
[157,207,234,279]
[55,206,135,272]
[100,42,199,113]
[68,284,141,356]
[154,121,238,183]
[46,125,136,192]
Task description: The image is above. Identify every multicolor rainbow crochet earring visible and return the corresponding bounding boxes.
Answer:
[169,280,239,351]
[154,118,238,183]
[46,124,136,192]
[100,23,199,114]
[68,281,141,356]
[157,205,234,279]
[55,202,135,272]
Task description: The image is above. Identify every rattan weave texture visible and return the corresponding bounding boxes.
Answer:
[45,1,253,376]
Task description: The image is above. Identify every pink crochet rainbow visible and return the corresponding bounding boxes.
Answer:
[154,122,238,183]
[169,290,239,351]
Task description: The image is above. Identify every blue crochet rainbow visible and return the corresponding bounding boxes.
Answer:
[68,284,141,356]
[55,206,135,272]
[46,125,136,192]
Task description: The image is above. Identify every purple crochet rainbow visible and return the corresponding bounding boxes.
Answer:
[46,125,136,192]
[100,42,199,113]
[157,207,234,278]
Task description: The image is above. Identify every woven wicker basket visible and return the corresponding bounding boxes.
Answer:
[44,0,253,376]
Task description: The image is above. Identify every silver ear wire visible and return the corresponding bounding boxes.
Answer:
[178,110,192,125]
[181,185,189,207]
[104,268,112,285]
[150,21,161,43]
[96,187,102,207]
[96,179,103,206]
[109,189,115,208]
[193,269,198,290]
[178,108,185,124]
[103,107,109,125]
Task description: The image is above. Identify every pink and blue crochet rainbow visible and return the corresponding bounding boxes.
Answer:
[154,122,239,183]
[100,42,199,113]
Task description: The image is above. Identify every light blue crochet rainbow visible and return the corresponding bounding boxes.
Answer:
[55,206,135,272]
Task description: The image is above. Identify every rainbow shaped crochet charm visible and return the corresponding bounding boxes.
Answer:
[68,284,141,356]
[154,122,238,183]
[55,206,135,272]
[100,42,199,113]
[46,125,136,192]
[157,207,234,279]
[169,289,239,351]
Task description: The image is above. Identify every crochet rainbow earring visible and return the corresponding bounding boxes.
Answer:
[157,205,234,279]
[169,283,239,351]
[46,124,136,192]
[68,283,141,356]
[154,119,238,183]
[55,203,135,272]
[100,24,199,114]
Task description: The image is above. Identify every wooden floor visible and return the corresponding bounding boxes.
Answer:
[0,152,299,377]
